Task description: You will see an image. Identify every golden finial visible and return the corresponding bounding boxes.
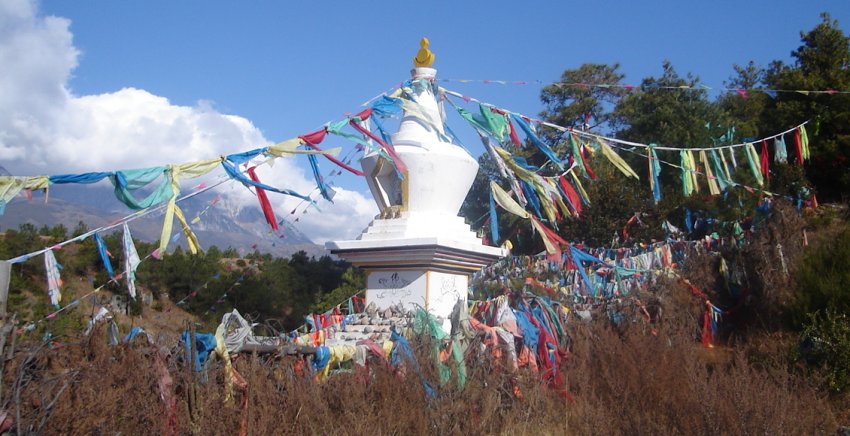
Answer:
[413,37,435,68]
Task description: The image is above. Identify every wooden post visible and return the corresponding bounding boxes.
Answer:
[0,261,10,319]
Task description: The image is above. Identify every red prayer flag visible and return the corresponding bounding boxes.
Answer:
[247,166,278,232]
[349,120,408,174]
[760,140,770,182]
[558,176,582,216]
[794,128,804,166]
[299,128,327,146]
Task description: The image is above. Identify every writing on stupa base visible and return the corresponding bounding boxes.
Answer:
[365,270,466,317]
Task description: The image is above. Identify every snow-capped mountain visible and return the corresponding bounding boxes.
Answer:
[0,184,327,258]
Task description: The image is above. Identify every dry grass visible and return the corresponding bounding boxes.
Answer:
[1,316,840,435]
[564,323,837,435]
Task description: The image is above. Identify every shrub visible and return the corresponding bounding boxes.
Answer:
[792,228,850,327]
[801,309,850,393]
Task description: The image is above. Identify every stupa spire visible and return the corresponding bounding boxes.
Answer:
[413,37,435,68]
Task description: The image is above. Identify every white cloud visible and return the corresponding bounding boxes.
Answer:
[293,187,378,244]
[0,0,377,243]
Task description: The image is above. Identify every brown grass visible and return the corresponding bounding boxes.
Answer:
[1,316,840,435]
[564,323,837,435]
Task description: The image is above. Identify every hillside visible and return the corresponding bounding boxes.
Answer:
[0,184,328,258]
[0,203,847,434]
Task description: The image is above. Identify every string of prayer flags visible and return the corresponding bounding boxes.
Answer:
[444,86,810,209]
[4,84,429,267]
[94,233,115,279]
[648,144,662,203]
[44,249,62,306]
[443,87,809,152]
[439,77,850,97]
[123,223,141,300]
[191,195,222,225]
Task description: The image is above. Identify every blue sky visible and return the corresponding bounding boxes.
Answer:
[2,0,849,243]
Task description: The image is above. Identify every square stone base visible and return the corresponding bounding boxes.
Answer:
[366,269,468,323]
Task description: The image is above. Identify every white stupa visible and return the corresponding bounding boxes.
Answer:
[326,39,505,326]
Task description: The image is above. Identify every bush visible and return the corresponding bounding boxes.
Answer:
[792,228,850,327]
[801,309,850,393]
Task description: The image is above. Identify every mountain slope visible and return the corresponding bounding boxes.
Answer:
[0,185,328,258]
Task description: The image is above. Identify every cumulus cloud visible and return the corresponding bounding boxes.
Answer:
[0,0,377,242]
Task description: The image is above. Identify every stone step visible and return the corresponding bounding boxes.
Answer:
[325,331,392,346]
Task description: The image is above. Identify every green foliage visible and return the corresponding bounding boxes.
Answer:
[135,248,352,330]
[461,155,538,250]
[71,221,89,237]
[717,61,772,139]
[614,61,720,149]
[763,13,850,200]
[540,63,628,136]
[801,309,850,393]
[310,267,365,313]
[792,228,850,326]
[1,224,354,333]
[464,15,850,253]
[768,162,810,198]
[556,164,657,246]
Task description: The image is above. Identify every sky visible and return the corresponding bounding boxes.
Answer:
[1,0,849,245]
